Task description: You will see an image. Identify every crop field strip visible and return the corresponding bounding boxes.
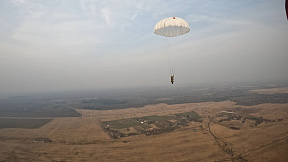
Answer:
[0,118,53,129]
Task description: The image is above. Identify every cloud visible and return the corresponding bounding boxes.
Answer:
[80,0,161,28]
[1,0,287,96]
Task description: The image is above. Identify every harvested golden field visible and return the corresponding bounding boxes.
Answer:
[77,101,234,121]
[0,101,288,161]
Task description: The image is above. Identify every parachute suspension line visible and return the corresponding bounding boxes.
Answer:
[162,38,171,76]
[170,37,176,76]
[163,26,173,77]
[162,38,173,76]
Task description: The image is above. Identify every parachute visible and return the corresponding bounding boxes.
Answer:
[154,17,190,37]
[154,17,190,84]
[285,0,288,20]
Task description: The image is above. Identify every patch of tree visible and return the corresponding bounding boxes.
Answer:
[3,84,288,117]
[82,107,103,110]
[81,98,128,105]
[0,99,81,117]
[230,127,240,130]
[243,116,273,125]
[79,86,288,110]
[218,114,279,126]
[230,93,288,106]
[175,111,202,122]
[218,114,242,122]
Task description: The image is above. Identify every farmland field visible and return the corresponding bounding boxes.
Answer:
[0,85,288,161]
[0,118,53,129]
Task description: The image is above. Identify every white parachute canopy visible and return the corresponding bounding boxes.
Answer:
[154,17,190,37]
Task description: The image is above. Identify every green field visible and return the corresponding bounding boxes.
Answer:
[103,119,151,129]
[144,115,175,122]
[0,118,53,129]
[175,111,202,122]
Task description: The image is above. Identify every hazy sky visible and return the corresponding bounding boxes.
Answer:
[0,0,288,96]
